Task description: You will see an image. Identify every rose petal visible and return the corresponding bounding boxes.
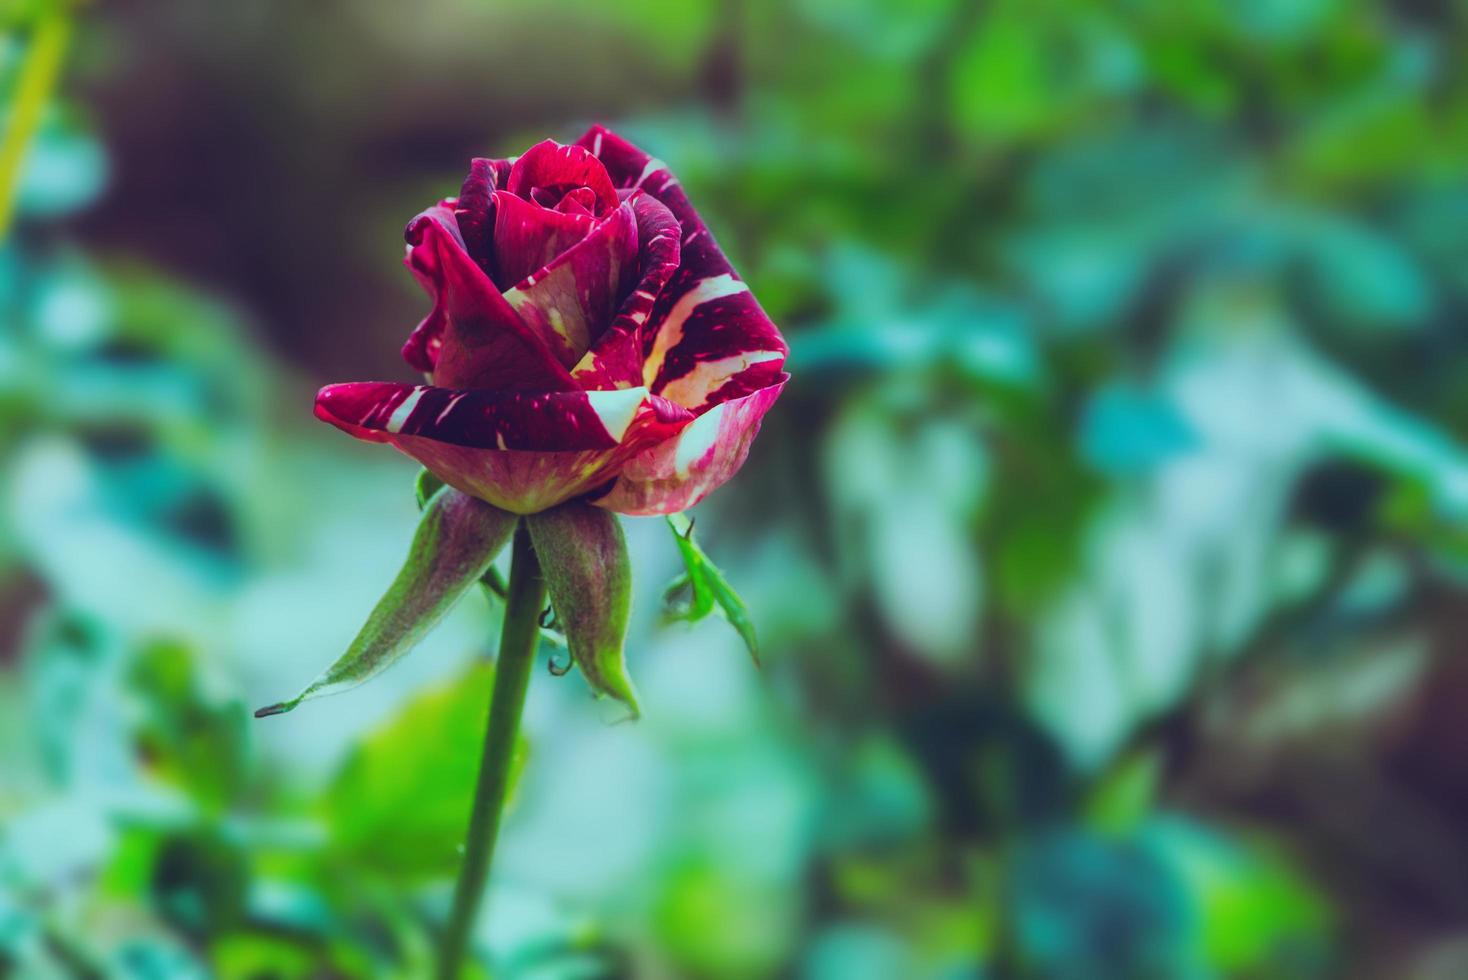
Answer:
[506,140,619,217]
[401,209,577,392]
[571,190,682,391]
[399,201,467,372]
[502,199,638,370]
[592,380,786,516]
[315,381,693,514]
[454,156,513,277]
[491,189,597,290]
[576,126,788,413]
[554,187,598,214]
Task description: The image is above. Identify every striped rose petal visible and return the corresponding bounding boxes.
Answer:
[575,126,788,415]
[593,380,786,516]
[572,190,682,391]
[491,190,599,290]
[401,208,577,392]
[315,381,692,514]
[502,198,638,369]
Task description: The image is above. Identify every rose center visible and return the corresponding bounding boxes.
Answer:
[529,184,601,216]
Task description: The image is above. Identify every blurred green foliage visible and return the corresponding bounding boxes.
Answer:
[4,0,1468,977]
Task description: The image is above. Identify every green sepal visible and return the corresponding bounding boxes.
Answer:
[525,502,639,716]
[414,468,446,510]
[254,487,517,718]
[417,468,547,628]
[663,513,760,666]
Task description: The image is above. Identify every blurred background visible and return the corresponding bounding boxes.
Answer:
[4,0,1468,976]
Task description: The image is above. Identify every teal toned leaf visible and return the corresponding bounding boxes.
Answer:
[663,513,759,666]
[1144,818,1329,971]
[525,501,638,715]
[254,487,516,717]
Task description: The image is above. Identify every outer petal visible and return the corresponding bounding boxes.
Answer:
[592,380,786,516]
[503,198,638,371]
[400,209,577,392]
[576,126,788,414]
[315,381,693,514]
[572,191,682,391]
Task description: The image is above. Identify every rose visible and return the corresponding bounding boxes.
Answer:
[313,126,788,516]
[265,136,782,939]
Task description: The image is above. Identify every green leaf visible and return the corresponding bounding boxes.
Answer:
[324,659,526,879]
[663,513,760,666]
[127,639,249,813]
[525,502,639,716]
[254,487,516,718]
[1083,750,1161,836]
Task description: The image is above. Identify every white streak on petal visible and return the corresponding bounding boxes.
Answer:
[587,386,648,443]
[659,350,783,409]
[674,403,727,476]
[635,158,667,187]
[435,393,465,425]
[643,274,749,385]
[385,387,425,433]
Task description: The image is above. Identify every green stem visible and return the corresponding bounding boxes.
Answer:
[437,521,545,979]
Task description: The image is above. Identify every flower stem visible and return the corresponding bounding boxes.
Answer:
[437,521,545,979]
[0,7,72,242]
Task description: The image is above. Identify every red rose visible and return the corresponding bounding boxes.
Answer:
[314,126,788,515]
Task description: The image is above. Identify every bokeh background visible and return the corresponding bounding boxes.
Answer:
[5,0,1468,977]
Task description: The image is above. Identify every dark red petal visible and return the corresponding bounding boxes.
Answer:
[491,189,597,289]
[576,126,788,413]
[571,190,682,391]
[506,140,619,216]
[400,201,466,373]
[503,200,638,369]
[593,379,787,515]
[315,382,693,514]
[401,211,578,392]
[554,187,598,215]
[455,157,513,276]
